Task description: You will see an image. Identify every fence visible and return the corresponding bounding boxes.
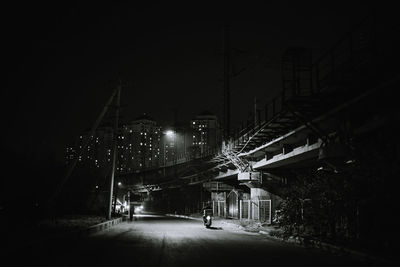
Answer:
[213,201,226,218]
[212,199,271,224]
[240,199,271,224]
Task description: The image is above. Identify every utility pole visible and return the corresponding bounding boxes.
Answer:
[223,25,231,141]
[163,141,166,176]
[127,190,132,221]
[171,108,178,179]
[47,85,119,214]
[112,182,120,215]
[107,81,121,220]
[172,108,178,165]
[254,97,258,126]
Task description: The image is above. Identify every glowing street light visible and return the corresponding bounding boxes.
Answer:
[163,129,176,175]
[165,130,175,137]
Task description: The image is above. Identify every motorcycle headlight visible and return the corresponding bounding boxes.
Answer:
[206,216,211,220]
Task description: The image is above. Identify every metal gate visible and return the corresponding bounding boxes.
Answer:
[240,200,251,219]
[252,199,271,224]
[212,200,226,217]
[240,199,271,224]
[227,190,239,218]
[260,200,272,223]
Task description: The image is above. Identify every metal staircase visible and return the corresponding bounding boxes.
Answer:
[222,149,249,172]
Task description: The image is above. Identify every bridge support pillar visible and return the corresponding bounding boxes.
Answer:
[238,172,283,224]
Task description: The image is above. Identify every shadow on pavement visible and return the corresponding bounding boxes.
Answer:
[206,226,223,230]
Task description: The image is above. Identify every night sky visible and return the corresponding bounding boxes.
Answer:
[3,2,375,164]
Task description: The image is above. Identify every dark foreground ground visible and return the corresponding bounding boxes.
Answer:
[3,213,397,267]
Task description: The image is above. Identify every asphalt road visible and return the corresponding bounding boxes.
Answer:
[10,213,394,267]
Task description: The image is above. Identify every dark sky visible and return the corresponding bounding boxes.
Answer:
[2,2,374,164]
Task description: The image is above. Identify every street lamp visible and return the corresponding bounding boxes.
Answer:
[165,130,174,138]
[163,130,176,175]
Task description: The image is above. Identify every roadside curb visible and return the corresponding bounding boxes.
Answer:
[8,217,124,253]
[79,217,123,236]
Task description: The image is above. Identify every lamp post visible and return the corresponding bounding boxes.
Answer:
[107,83,121,220]
[112,181,122,215]
[163,130,175,176]
[163,142,166,176]
[127,190,132,221]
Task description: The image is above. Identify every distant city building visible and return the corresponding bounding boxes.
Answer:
[66,125,114,169]
[65,111,221,171]
[190,111,222,156]
[121,113,161,171]
[65,113,161,173]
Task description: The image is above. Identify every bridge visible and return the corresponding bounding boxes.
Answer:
[110,14,398,224]
[54,13,398,228]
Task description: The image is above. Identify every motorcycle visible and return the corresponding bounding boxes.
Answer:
[203,207,213,228]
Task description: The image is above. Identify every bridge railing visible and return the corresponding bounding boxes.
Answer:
[228,14,379,155]
[230,87,294,152]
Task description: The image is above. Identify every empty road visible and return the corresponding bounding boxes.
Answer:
[11,213,392,267]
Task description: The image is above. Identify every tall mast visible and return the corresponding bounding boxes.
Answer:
[223,25,231,141]
[47,87,119,211]
[107,81,121,220]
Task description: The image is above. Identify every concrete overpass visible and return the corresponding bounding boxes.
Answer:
[117,14,399,222]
